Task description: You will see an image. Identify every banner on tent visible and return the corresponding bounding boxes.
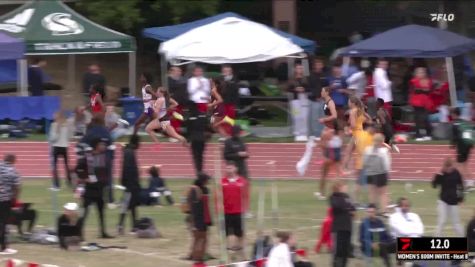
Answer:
[33,41,122,51]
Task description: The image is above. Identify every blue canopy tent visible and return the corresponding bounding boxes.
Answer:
[0,32,25,93]
[143,12,316,53]
[340,24,475,106]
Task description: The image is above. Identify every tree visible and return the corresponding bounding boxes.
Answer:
[76,0,143,32]
[151,0,220,24]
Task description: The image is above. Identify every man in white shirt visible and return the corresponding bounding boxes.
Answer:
[373,59,393,116]
[389,197,424,238]
[187,66,211,113]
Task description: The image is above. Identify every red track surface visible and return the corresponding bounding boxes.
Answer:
[0,142,473,180]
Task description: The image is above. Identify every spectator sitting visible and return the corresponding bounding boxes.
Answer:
[266,231,294,267]
[9,200,36,236]
[466,209,475,258]
[141,165,174,206]
[359,204,394,267]
[57,202,83,250]
[389,197,424,238]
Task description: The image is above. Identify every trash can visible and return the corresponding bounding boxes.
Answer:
[120,97,143,125]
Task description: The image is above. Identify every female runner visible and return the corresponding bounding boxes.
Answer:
[315,86,338,200]
[346,96,373,205]
[133,73,155,135]
[145,87,186,147]
[208,78,227,139]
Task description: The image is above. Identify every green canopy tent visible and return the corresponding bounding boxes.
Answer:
[0,0,137,96]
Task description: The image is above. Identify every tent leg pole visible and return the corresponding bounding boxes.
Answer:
[160,54,168,88]
[129,52,136,97]
[18,58,28,96]
[68,54,76,99]
[445,57,458,107]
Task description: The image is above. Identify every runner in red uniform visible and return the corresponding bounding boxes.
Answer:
[89,85,104,114]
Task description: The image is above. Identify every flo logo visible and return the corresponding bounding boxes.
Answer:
[41,13,84,35]
[400,238,412,251]
[430,13,455,22]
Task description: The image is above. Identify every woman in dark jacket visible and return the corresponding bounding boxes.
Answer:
[188,173,212,264]
[432,158,464,236]
[117,135,141,235]
[330,181,355,267]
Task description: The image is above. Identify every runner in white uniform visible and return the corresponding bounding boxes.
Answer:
[145,87,186,148]
[133,73,155,135]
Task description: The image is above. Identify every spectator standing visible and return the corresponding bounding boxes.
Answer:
[224,125,249,179]
[327,64,351,124]
[168,66,188,133]
[220,162,247,253]
[314,207,333,253]
[49,111,73,188]
[409,67,433,141]
[80,114,115,206]
[373,59,393,116]
[187,66,211,113]
[359,204,393,267]
[308,58,328,140]
[0,154,20,255]
[57,202,83,250]
[330,181,355,267]
[363,133,391,214]
[432,158,464,236]
[219,65,240,136]
[266,231,294,267]
[118,135,141,235]
[288,63,310,141]
[184,105,212,174]
[389,197,424,238]
[82,64,106,100]
[28,58,47,96]
[451,107,474,182]
[75,139,113,239]
[187,173,213,264]
[346,64,367,99]
[105,104,129,141]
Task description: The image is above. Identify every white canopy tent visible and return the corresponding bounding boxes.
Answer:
[159,17,303,65]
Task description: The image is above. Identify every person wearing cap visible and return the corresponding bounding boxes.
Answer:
[359,204,393,267]
[0,154,20,255]
[223,125,249,179]
[57,202,83,250]
[117,135,141,235]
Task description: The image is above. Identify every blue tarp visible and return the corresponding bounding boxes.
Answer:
[0,32,24,60]
[0,96,60,120]
[0,60,17,84]
[341,24,475,58]
[143,12,316,53]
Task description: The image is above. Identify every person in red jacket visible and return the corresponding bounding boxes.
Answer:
[221,162,247,252]
[409,67,433,141]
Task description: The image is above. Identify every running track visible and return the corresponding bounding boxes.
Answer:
[0,142,473,180]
